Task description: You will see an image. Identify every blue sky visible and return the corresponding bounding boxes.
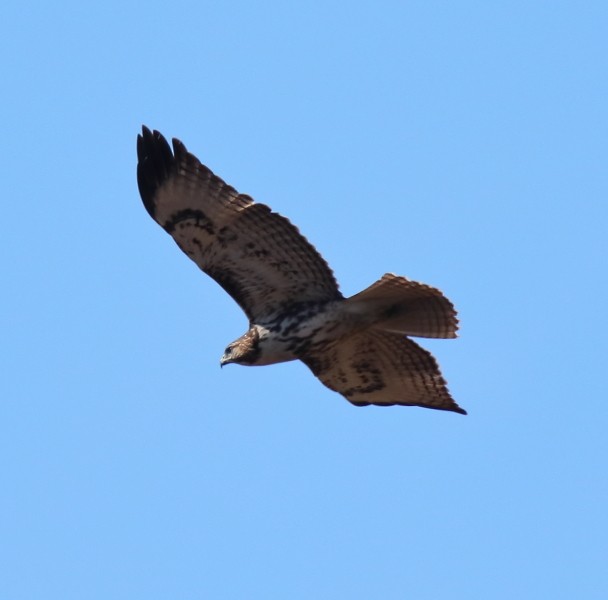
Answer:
[2,1,607,598]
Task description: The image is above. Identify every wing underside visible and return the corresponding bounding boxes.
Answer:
[137,127,342,320]
[301,330,466,414]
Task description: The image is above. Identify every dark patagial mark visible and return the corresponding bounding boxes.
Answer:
[303,354,331,376]
[164,209,215,235]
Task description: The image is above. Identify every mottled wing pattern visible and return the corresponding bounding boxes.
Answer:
[301,330,465,414]
[137,127,342,320]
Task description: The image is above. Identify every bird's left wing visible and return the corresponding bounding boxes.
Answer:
[137,127,342,321]
[301,330,466,414]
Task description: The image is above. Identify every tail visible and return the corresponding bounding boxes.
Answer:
[345,273,458,339]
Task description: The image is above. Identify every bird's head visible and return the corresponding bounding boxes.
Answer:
[220,328,261,367]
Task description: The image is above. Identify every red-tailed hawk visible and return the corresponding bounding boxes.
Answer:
[137,127,466,414]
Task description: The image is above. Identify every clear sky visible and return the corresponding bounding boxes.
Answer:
[2,1,607,598]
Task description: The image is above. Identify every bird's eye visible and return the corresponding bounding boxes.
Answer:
[224,346,232,355]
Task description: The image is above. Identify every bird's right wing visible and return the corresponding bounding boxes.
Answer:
[301,330,466,414]
[137,127,342,321]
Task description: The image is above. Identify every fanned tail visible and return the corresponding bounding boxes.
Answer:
[345,273,458,339]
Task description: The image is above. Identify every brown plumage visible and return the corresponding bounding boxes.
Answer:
[137,126,466,415]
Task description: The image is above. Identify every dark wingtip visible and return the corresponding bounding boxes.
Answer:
[416,403,467,415]
[426,399,468,415]
[350,399,468,414]
[172,137,188,157]
[136,126,176,220]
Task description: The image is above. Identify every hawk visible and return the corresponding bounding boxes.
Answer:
[137,127,466,414]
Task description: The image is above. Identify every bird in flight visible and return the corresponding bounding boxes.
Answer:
[137,127,465,414]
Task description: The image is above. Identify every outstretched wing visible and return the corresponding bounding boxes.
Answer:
[301,330,466,414]
[137,127,342,320]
